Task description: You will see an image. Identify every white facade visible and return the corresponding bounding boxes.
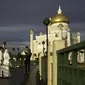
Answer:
[30,6,81,60]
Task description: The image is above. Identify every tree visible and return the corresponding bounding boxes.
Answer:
[12,48,15,51]
[17,48,20,54]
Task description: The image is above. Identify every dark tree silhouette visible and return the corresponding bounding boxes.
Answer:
[12,48,15,51]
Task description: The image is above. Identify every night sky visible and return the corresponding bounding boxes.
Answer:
[0,0,85,45]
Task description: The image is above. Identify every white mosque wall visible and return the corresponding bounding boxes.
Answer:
[30,6,81,60]
[33,30,66,59]
[48,23,69,34]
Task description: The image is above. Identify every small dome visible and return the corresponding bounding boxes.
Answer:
[50,6,69,24]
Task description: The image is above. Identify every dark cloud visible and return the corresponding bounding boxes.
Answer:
[0,24,45,42]
[0,0,85,25]
[0,0,85,43]
[0,22,85,43]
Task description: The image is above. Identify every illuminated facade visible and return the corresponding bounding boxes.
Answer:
[30,6,80,60]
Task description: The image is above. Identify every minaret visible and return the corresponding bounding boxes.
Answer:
[77,32,81,63]
[40,32,43,36]
[77,32,80,43]
[67,28,71,46]
[30,29,34,60]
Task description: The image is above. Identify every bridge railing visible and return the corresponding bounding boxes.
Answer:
[39,54,47,85]
[41,56,47,84]
[57,40,85,85]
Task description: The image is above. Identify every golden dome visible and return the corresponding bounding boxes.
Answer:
[50,6,69,24]
[51,14,69,24]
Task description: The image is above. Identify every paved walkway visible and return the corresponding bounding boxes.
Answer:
[0,65,37,85]
[26,66,39,85]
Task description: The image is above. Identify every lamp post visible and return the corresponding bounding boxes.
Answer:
[42,41,45,55]
[43,17,50,57]
[43,17,50,84]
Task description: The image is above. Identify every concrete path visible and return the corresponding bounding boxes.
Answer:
[0,65,36,85]
[26,66,39,85]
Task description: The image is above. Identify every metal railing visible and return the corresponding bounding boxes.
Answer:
[57,40,85,85]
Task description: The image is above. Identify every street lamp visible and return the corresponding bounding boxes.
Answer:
[43,17,50,85]
[42,41,45,55]
[43,17,50,57]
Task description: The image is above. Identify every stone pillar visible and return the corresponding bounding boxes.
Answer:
[53,40,65,85]
[39,53,43,80]
[48,42,53,85]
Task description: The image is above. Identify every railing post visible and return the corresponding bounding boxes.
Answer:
[53,40,65,85]
[72,50,77,67]
[63,52,69,84]
[84,49,85,64]
[58,53,63,65]
[57,53,61,85]
[72,50,77,85]
[57,53,64,85]
[64,52,68,65]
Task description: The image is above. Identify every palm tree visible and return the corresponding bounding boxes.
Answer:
[17,48,20,54]
[12,48,16,58]
[12,48,15,51]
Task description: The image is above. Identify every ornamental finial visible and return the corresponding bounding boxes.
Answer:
[58,5,62,14]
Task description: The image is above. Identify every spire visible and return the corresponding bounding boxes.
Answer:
[30,29,33,34]
[77,32,80,36]
[57,5,62,14]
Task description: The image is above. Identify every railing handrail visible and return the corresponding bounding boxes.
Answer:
[57,40,85,53]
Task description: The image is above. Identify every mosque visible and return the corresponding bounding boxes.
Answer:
[30,6,81,60]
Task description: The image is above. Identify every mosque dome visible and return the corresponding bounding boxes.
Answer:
[50,6,69,24]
